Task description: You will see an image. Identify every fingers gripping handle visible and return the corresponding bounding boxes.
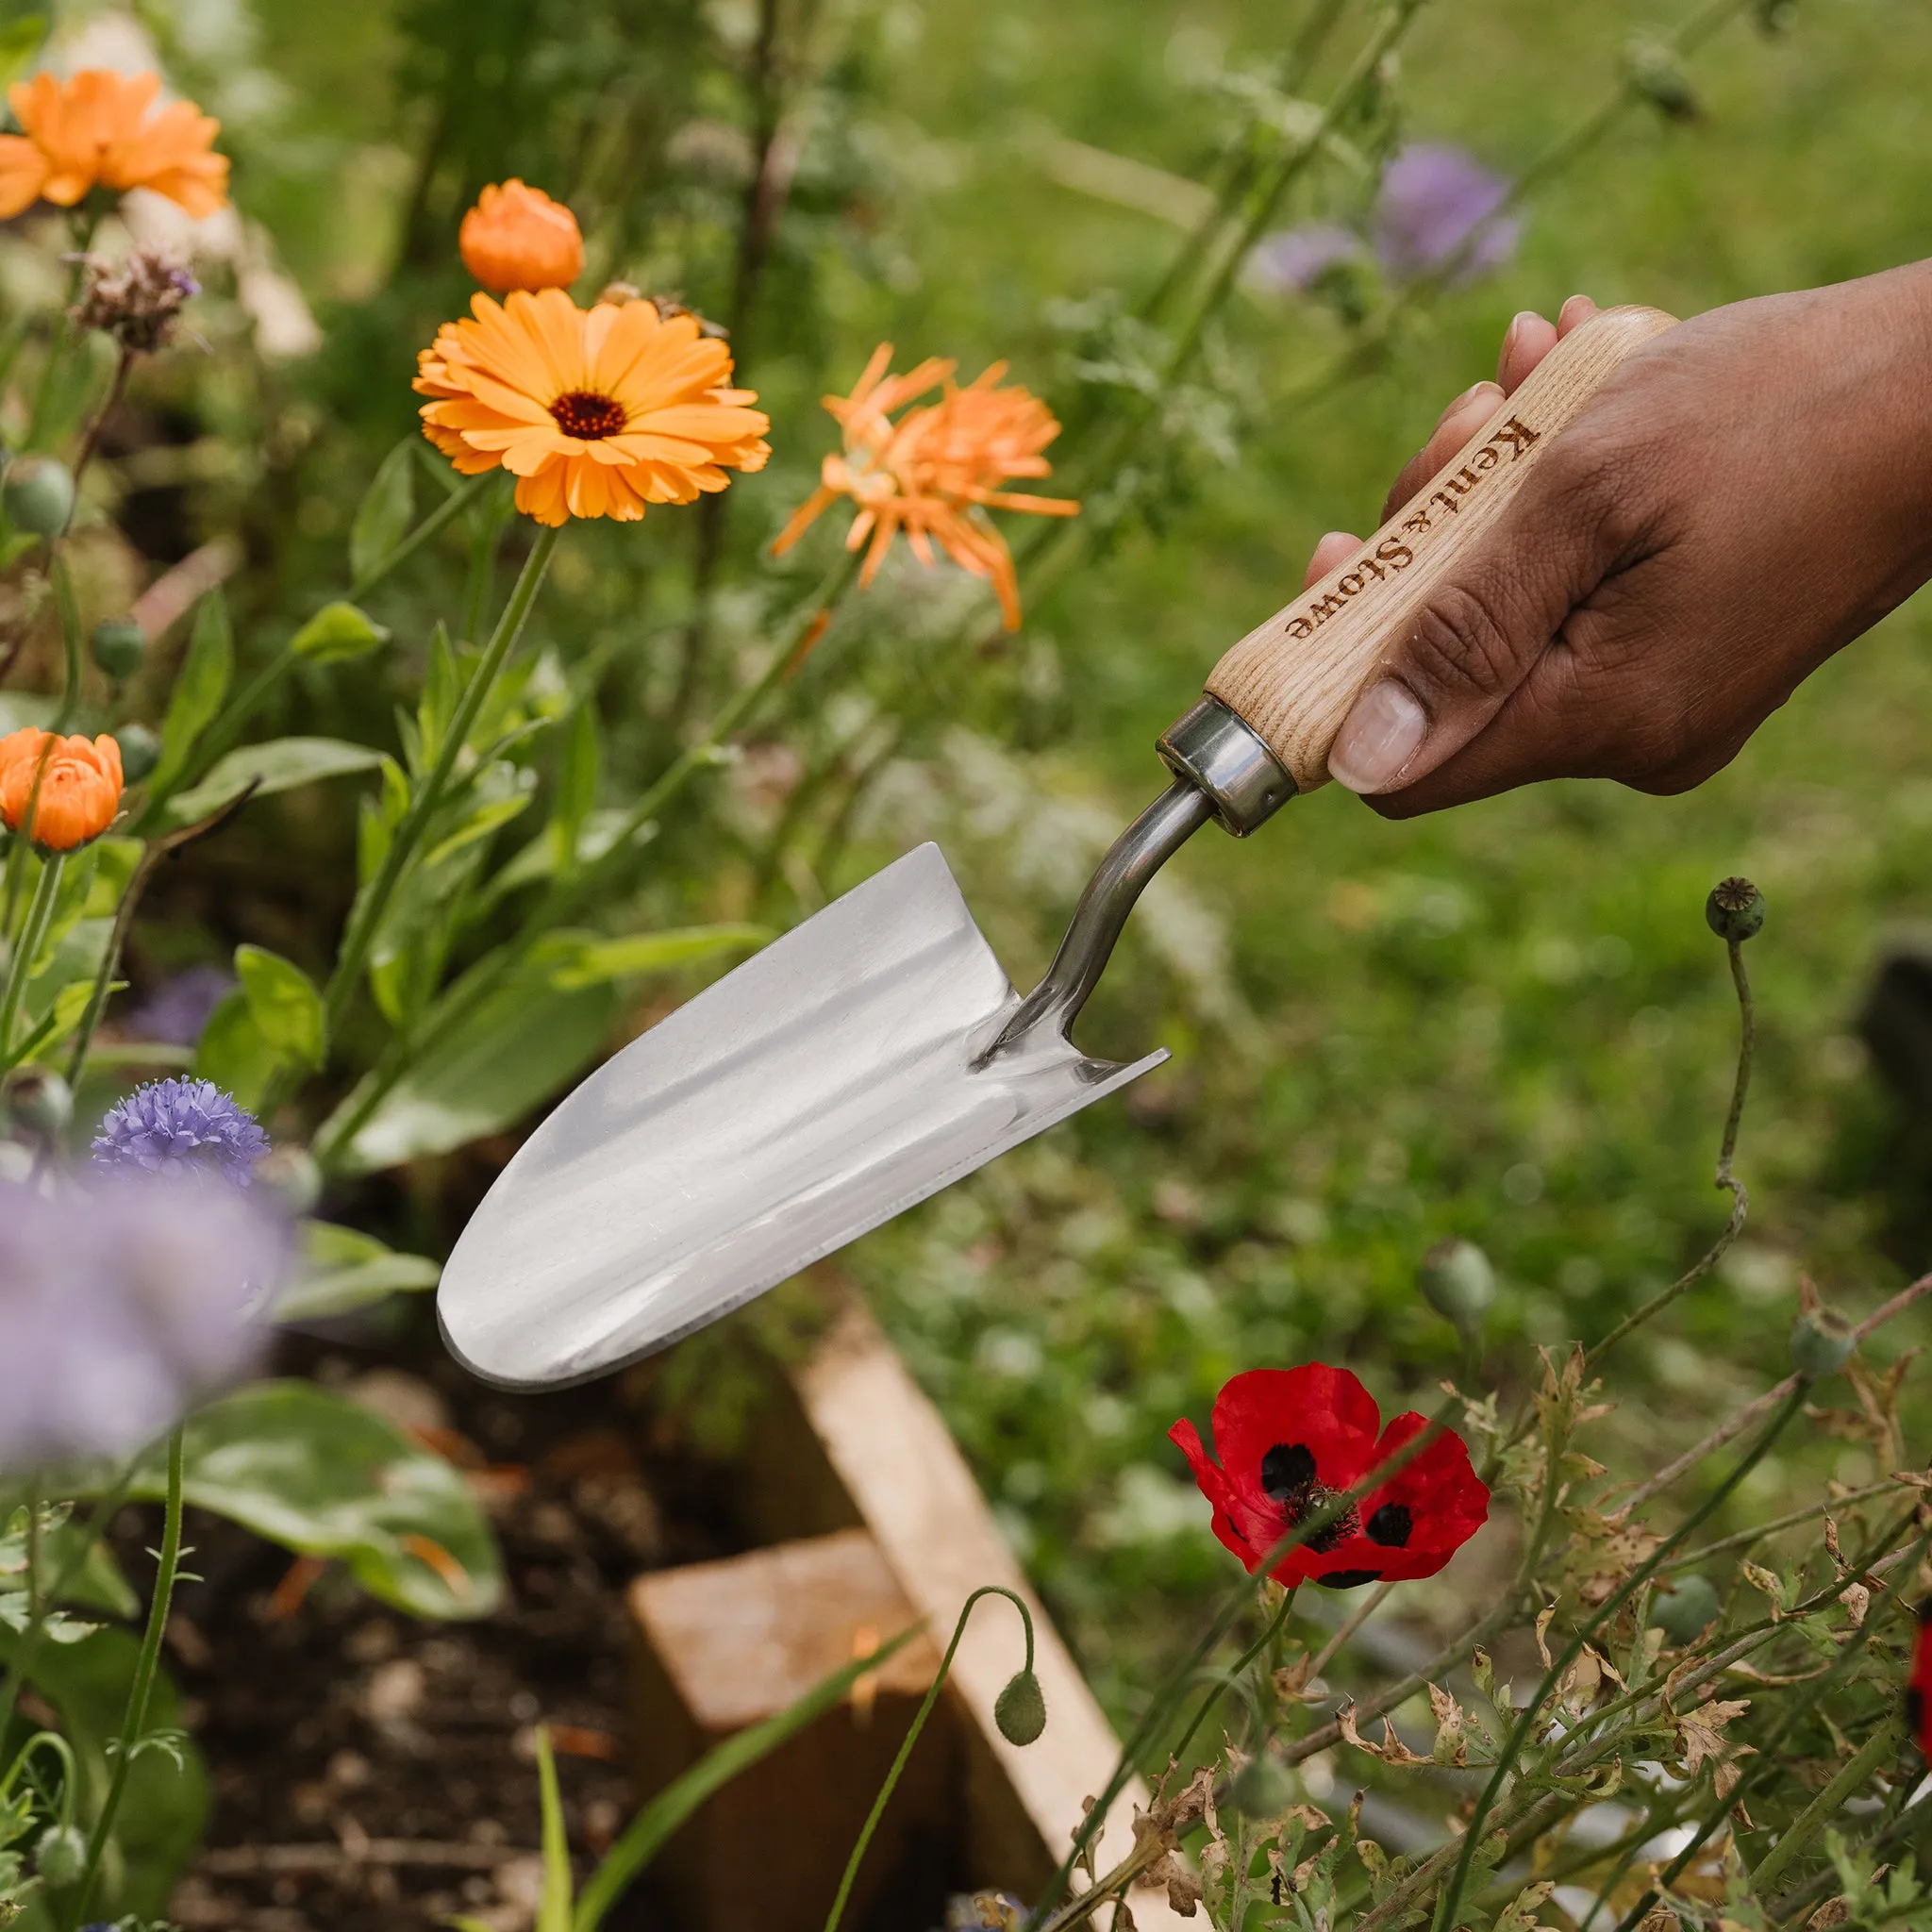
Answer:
[1203,304,1679,793]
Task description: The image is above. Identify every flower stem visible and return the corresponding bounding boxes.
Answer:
[1430,1382,1811,1932]
[1747,1713,1905,1898]
[319,523,558,1047]
[0,848,65,1068]
[1168,1584,1296,1766]
[823,1585,1034,1932]
[64,1426,185,1932]
[49,549,84,733]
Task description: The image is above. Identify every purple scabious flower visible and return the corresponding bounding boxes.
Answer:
[92,1076,270,1188]
[0,1172,282,1469]
[125,963,236,1047]
[1246,222,1359,294]
[1372,143,1521,285]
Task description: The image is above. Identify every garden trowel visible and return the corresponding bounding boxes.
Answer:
[441,305,1676,1387]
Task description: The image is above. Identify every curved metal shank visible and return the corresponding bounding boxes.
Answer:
[977,779,1212,1062]
[980,697,1296,1062]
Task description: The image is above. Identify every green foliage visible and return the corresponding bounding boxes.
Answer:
[146,594,232,799]
[124,1383,501,1620]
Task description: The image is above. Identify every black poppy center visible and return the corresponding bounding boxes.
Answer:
[1367,1502,1412,1548]
[549,389,627,440]
[1260,1441,1359,1553]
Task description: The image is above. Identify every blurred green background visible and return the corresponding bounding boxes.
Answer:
[87,0,1932,1723]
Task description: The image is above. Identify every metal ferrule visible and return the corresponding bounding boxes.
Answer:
[1157,696,1297,836]
[979,699,1297,1062]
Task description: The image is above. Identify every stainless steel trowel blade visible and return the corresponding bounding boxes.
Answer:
[438,842,1163,1388]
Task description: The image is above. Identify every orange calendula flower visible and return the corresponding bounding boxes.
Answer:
[0,727,125,850]
[0,70,227,222]
[772,345,1079,630]
[413,288,771,526]
[459,179,585,294]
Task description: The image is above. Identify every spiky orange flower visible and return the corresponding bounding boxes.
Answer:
[414,289,771,526]
[0,70,227,222]
[0,727,124,850]
[771,345,1078,630]
[459,179,584,294]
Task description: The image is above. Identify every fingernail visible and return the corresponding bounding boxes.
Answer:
[1504,311,1538,354]
[1329,680,1427,793]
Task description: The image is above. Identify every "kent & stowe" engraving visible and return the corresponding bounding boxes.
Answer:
[1281,415,1541,641]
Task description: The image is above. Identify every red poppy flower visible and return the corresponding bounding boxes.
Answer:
[1169,1364,1490,1590]
[1908,1597,1932,1758]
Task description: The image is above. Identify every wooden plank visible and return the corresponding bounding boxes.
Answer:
[787,1301,1189,1927]
[627,1528,957,1932]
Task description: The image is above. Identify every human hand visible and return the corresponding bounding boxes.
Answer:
[1314,267,1932,814]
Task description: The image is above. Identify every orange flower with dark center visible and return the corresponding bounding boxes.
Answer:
[414,288,771,525]
[0,727,124,850]
[0,70,226,221]
[771,344,1078,630]
[458,179,585,294]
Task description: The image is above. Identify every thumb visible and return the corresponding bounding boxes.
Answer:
[1325,430,1624,797]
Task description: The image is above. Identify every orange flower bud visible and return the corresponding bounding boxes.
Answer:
[0,727,125,850]
[458,180,584,294]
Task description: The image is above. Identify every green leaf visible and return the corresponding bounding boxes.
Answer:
[291,600,391,664]
[165,735,386,824]
[572,1624,923,1932]
[418,622,458,771]
[551,700,600,866]
[423,791,532,870]
[235,943,325,1067]
[275,1221,441,1322]
[21,916,108,1031]
[0,1624,207,1919]
[350,438,416,584]
[324,962,621,1174]
[539,924,771,991]
[537,1729,574,1932]
[0,19,46,95]
[192,987,279,1112]
[149,591,233,794]
[10,975,100,1066]
[127,1381,502,1620]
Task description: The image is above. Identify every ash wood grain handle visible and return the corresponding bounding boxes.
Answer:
[1205,304,1679,792]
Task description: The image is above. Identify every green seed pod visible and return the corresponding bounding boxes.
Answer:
[91,615,147,680]
[255,1143,322,1217]
[3,455,75,539]
[1227,1748,1295,1820]
[1790,1305,1855,1378]
[993,1668,1046,1746]
[33,1822,87,1888]
[114,723,161,785]
[5,1066,73,1139]
[1418,1238,1495,1335]
[1652,1574,1722,1646]
[1705,877,1765,943]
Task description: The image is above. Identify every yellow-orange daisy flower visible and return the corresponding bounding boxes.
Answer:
[459,179,584,294]
[0,726,124,849]
[413,289,771,526]
[0,70,227,222]
[771,344,1078,630]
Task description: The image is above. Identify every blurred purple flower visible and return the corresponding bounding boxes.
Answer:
[1250,143,1521,298]
[0,1173,283,1469]
[1373,143,1520,284]
[92,1076,269,1188]
[1246,222,1358,294]
[125,964,234,1047]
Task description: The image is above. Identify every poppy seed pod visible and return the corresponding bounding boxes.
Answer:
[1418,1238,1494,1336]
[34,1822,87,1887]
[1706,876,1765,943]
[993,1667,1046,1745]
[5,1066,73,1139]
[92,614,147,679]
[1652,1574,1722,1646]
[115,723,161,784]
[3,454,74,538]
[1790,1304,1856,1378]
[1228,1748,1295,1819]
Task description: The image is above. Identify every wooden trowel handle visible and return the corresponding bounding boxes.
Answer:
[1203,303,1679,793]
